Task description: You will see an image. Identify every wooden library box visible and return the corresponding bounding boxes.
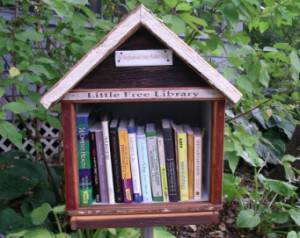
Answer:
[40,5,242,230]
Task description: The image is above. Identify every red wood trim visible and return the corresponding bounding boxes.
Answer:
[62,102,79,211]
[67,202,222,216]
[210,100,225,205]
[70,211,219,229]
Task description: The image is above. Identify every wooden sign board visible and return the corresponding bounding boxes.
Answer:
[63,88,222,102]
[115,49,173,67]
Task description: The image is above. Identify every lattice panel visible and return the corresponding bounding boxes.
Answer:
[0,120,61,162]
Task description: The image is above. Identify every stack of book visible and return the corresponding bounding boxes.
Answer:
[76,107,205,205]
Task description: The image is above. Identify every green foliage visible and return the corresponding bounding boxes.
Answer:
[224,155,300,236]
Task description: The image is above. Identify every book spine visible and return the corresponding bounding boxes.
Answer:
[137,135,152,203]
[177,132,189,201]
[118,129,134,203]
[162,127,179,202]
[76,116,93,205]
[194,135,202,200]
[95,130,109,203]
[157,135,169,202]
[102,120,115,204]
[187,132,194,200]
[109,128,124,203]
[128,129,142,203]
[90,131,101,202]
[146,132,163,201]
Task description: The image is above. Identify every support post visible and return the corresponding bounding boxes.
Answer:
[141,227,154,238]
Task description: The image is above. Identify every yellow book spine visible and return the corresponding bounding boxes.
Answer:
[177,132,188,201]
[118,129,133,203]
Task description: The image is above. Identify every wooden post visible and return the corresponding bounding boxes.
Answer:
[141,227,154,238]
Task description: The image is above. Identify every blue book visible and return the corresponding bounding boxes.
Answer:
[136,126,152,202]
[128,118,142,203]
[76,105,93,205]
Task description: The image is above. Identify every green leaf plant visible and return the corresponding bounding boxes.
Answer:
[223,155,300,236]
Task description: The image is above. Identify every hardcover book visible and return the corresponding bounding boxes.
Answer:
[109,118,124,203]
[146,123,163,202]
[101,114,115,204]
[89,127,101,202]
[184,124,194,200]
[128,118,142,203]
[118,119,134,203]
[176,125,189,201]
[193,127,205,200]
[76,106,93,205]
[157,129,169,202]
[136,126,152,203]
[93,122,109,203]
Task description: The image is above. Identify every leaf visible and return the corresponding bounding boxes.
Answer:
[0,208,25,234]
[163,15,185,35]
[154,227,175,237]
[236,210,261,228]
[290,51,300,73]
[259,21,270,34]
[117,227,140,237]
[0,120,22,148]
[223,3,239,26]
[271,212,289,224]
[9,67,21,78]
[0,87,5,98]
[55,233,72,238]
[259,60,270,87]
[15,30,44,42]
[241,149,263,167]
[52,205,65,215]
[3,100,36,114]
[287,231,298,238]
[65,0,88,4]
[46,114,62,130]
[81,6,96,24]
[164,0,177,8]
[288,209,300,226]
[258,174,296,196]
[30,203,52,225]
[227,152,240,173]
[176,3,191,11]
[24,228,55,238]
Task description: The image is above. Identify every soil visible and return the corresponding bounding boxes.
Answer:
[167,201,252,238]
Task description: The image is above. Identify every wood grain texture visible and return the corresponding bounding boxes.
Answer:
[62,103,79,211]
[67,202,221,216]
[210,101,225,205]
[70,211,219,229]
[40,5,242,109]
[75,28,209,89]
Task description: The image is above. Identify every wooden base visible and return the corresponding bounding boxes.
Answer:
[70,211,219,229]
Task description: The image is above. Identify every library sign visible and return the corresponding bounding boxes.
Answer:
[63,88,222,101]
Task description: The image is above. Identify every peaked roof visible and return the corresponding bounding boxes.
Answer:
[40,4,242,109]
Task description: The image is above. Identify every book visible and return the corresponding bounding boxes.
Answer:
[176,125,189,201]
[93,122,109,203]
[193,127,205,200]
[127,118,142,203]
[89,126,101,202]
[109,118,124,203]
[184,124,194,200]
[76,106,93,205]
[156,129,169,202]
[136,126,152,203]
[162,119,179,202]
[118,119,134,203]
[101,114,115,204]
[146,123,163,202]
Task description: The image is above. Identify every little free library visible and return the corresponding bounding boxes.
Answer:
[40,5,242,230]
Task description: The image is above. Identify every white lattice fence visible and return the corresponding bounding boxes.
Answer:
[0,120,62,163]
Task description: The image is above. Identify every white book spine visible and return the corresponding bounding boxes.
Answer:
[157,135,169,202]
[128,132,142,198]
[102,120,115,204]
[146,135,163,200]
[137,134,152,202]
[194,135,202,200]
